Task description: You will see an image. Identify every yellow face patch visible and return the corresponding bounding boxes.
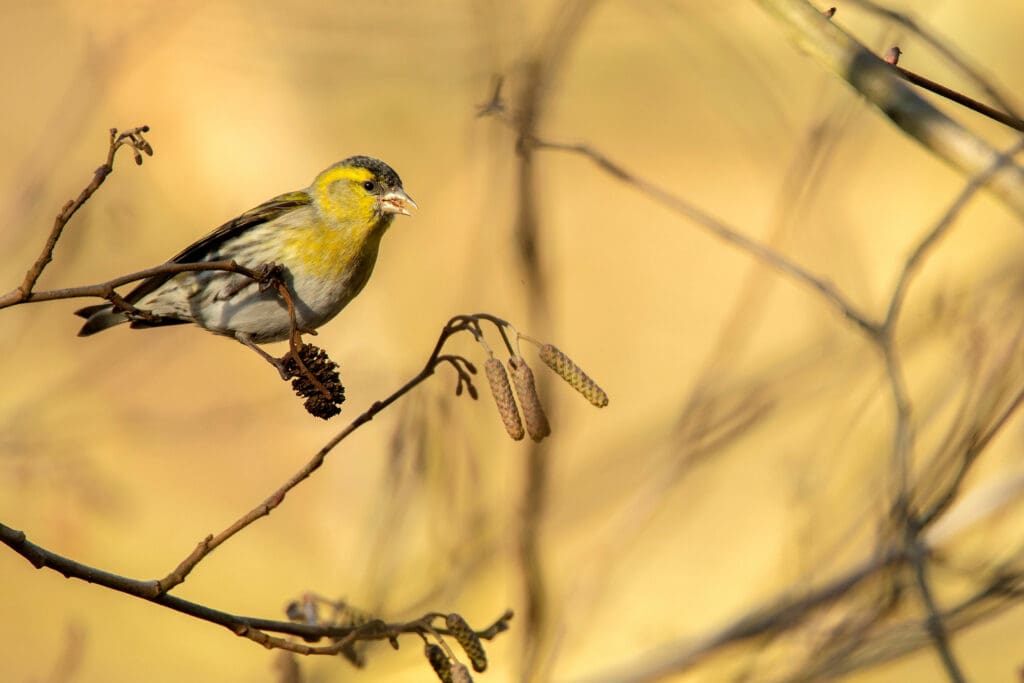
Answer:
[312,164,380,227]
[276,163,392,280]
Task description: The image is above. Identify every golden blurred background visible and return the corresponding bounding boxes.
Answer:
[4,1,1024,681]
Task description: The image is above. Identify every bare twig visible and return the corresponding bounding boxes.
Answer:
[883,138,1024,332]
[0,259,264,310]
[575,548,906,683]
[919,376,1024,529]
[511,4,601,680]
[518,135,880,338]
[847,0,1021,118]
[907,529,967,683]
[12,126,152,301]
[155,315,482,593]
[756,0,1024,219]
[42,623,86,683]
[883,344,915,519]
[0,520,512,657]
[870,127,1024,683]
[893,63,1024,133]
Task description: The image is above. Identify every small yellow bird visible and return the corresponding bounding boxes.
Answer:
[76,156,415,360]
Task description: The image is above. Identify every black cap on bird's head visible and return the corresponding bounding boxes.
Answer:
[339,155,416,216]
[342,155,402,188]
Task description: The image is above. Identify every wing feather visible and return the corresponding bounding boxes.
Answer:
[120,191,311,305]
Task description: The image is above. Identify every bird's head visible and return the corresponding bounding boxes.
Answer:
[313,156,416,229]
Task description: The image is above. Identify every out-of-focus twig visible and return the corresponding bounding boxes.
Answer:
[520,135,880,338]
[907,529,967,683]
[883,138,1024,331]
[847,0,1021,118]
[575,548,906,683]
[756,0,1024,219]
[511,3,601,681]
[893,63,1024,133]
[42,623,86,683]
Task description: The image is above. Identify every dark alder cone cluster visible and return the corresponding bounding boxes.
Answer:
[283,344,346,419]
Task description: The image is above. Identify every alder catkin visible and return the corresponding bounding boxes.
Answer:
[451,662,474,683]
[509,357,551,442]
[485,358,524,441]
[446,613,487,672]
[539,344,609,408]
[425,643,453,683]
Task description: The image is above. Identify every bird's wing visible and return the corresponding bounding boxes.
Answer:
[122,190,312,305]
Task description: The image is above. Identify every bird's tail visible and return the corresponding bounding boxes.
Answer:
[75,304,129,336]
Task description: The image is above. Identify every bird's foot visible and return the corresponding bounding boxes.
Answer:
[236,332,291,380]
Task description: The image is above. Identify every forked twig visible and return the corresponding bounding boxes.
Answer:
[11,126,152,302]
[757,0,1024,218]
[0,520,512,658]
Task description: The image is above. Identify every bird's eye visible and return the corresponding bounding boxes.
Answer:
[362,180,376,192]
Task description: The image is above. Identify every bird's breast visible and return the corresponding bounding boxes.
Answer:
[281,222,385,318]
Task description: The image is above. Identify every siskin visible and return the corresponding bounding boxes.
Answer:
[76,156,415,359]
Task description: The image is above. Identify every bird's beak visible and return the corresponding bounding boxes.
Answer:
[381,189,417,216]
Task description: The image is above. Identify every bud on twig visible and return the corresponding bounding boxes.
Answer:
[485,358,524,440]
[539,344,609,407]
[509,357,551,442]
[884,46,902,65]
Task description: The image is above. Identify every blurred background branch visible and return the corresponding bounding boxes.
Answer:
[758,0,1024,216]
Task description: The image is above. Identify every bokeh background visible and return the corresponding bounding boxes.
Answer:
[4,1,1024,681]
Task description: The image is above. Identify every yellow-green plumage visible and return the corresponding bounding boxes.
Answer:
[75,156,414,345]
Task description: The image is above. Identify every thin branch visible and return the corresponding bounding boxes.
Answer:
[511,4,601,681]
[756,0,1024,219]
[13,126,152,300]
[883,345,915,517]
[846,0,1021,118]
[883,138,1024,331]
[919,378,1024,529]
[874,137,1024,526]
[784,559,1024,679]
[155,315,481,593]
[522,136,880,338]
[907,530,967,683]
[0,259,262,310]
[893,64,1024,133]
[1,520,512,657]
[575,548,906,683]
